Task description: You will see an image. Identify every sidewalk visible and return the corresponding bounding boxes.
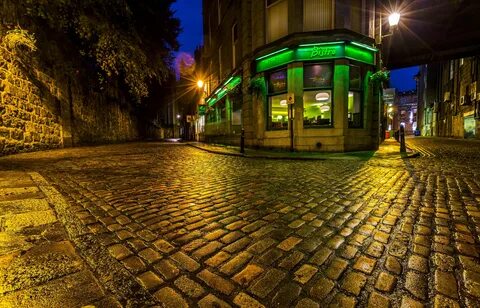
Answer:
[0,171,120,307]
[187,138,417,160]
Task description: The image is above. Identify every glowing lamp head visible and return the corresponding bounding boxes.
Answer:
[388,12,401,27]
[197,80,204,89]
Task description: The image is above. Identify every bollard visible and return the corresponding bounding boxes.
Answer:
[240,128,245,154]
[400,125,406,153]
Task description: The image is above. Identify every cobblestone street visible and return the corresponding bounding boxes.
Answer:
[1,138,480,307]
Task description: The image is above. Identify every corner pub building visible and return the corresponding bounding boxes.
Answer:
[198,0,384,152]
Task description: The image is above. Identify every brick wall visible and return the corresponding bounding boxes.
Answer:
[0,35,139,156]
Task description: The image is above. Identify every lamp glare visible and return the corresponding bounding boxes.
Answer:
[388,12,400,27]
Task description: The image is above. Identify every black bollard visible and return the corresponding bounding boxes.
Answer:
[400,125,406,153]
[240,128,245,154]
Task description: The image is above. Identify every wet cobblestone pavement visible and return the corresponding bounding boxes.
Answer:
[1,138,479,307]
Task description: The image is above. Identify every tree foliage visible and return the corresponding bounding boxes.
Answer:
[2,29,37,53]
[6,0,180,99]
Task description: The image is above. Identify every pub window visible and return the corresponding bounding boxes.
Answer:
[207,107,216,123]
[348,65,363,128]
[266,0,288,43]
[303,63,333,127]
[267,69,288,130]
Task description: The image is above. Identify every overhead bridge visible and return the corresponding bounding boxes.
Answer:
[380,0,480,68]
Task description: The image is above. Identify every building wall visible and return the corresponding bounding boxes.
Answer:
[201,0,379,152]
[418,57,479,139]
[0,32,139,156]
[395,91,417,135]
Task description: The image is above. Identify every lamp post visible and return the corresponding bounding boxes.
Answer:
[196,79,207,141]
[377,11,401,147]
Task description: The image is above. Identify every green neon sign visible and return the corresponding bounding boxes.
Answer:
[205,75,242,107]
[345,45,374,66]
[310,46,336,57]
[296,43,344,62]
[255,41,376,73]
[255,50,295,73]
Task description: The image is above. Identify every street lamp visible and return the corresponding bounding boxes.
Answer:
[376,11,401,146]
[388,12,401,28]
[197,80,204,89]
[382,12,401,39]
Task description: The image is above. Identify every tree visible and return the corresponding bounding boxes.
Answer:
[2,0,180,99]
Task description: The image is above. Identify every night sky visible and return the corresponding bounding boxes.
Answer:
[172,0,203,55]
[173,0,417,92]
[390,66,418,92]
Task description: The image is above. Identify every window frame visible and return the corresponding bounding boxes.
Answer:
[266,68,289,131]
[348,64,363,128]
[302,62,334,128]
[266,0,289,43]
[303,0,334,32]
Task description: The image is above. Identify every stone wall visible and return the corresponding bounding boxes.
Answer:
[0,34,139,156]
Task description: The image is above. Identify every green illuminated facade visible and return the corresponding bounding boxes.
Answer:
[200,0,382,151]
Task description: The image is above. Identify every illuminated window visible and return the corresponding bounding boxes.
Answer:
[304,63,333,89]
[232,23,238,69]
[303,0,333,31]
[303,63,333,127]
[232,96,242,126]
[267,69,288,130]
[348,65,363,128]
[266,0,288,43]
[303,90,332,127]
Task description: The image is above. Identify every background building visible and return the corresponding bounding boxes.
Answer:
[416,57,479,139]
[199,0,385,152]
[395,90,417,135]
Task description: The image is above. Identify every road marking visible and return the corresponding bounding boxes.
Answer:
[406,143,435,157]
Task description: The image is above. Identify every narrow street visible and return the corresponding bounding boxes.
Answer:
[1,138,479,307]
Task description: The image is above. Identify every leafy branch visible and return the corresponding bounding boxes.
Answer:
[2,28,37,53]
[369,68,390,88]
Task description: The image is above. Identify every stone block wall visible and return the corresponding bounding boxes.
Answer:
[0,46,63,154]
[0,37,139,156]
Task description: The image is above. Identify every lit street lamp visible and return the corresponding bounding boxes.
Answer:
[388,12,401,28]
[377,11,401,146]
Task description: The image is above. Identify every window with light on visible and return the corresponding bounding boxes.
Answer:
[267,69,288,130]
[348,65,363,128]
[303,63,333,127]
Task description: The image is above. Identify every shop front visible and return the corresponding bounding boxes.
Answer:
[250,40,378,152]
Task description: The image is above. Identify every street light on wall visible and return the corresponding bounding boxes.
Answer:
[376,11,401,146]
[382,12,401,39]
[388,12,401,27]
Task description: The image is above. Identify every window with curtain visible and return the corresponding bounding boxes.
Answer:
[267,69,288,130]
[267,0,288,43]
[303,63,333,127]
[303,0,333,31]
[348,65,363,128]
